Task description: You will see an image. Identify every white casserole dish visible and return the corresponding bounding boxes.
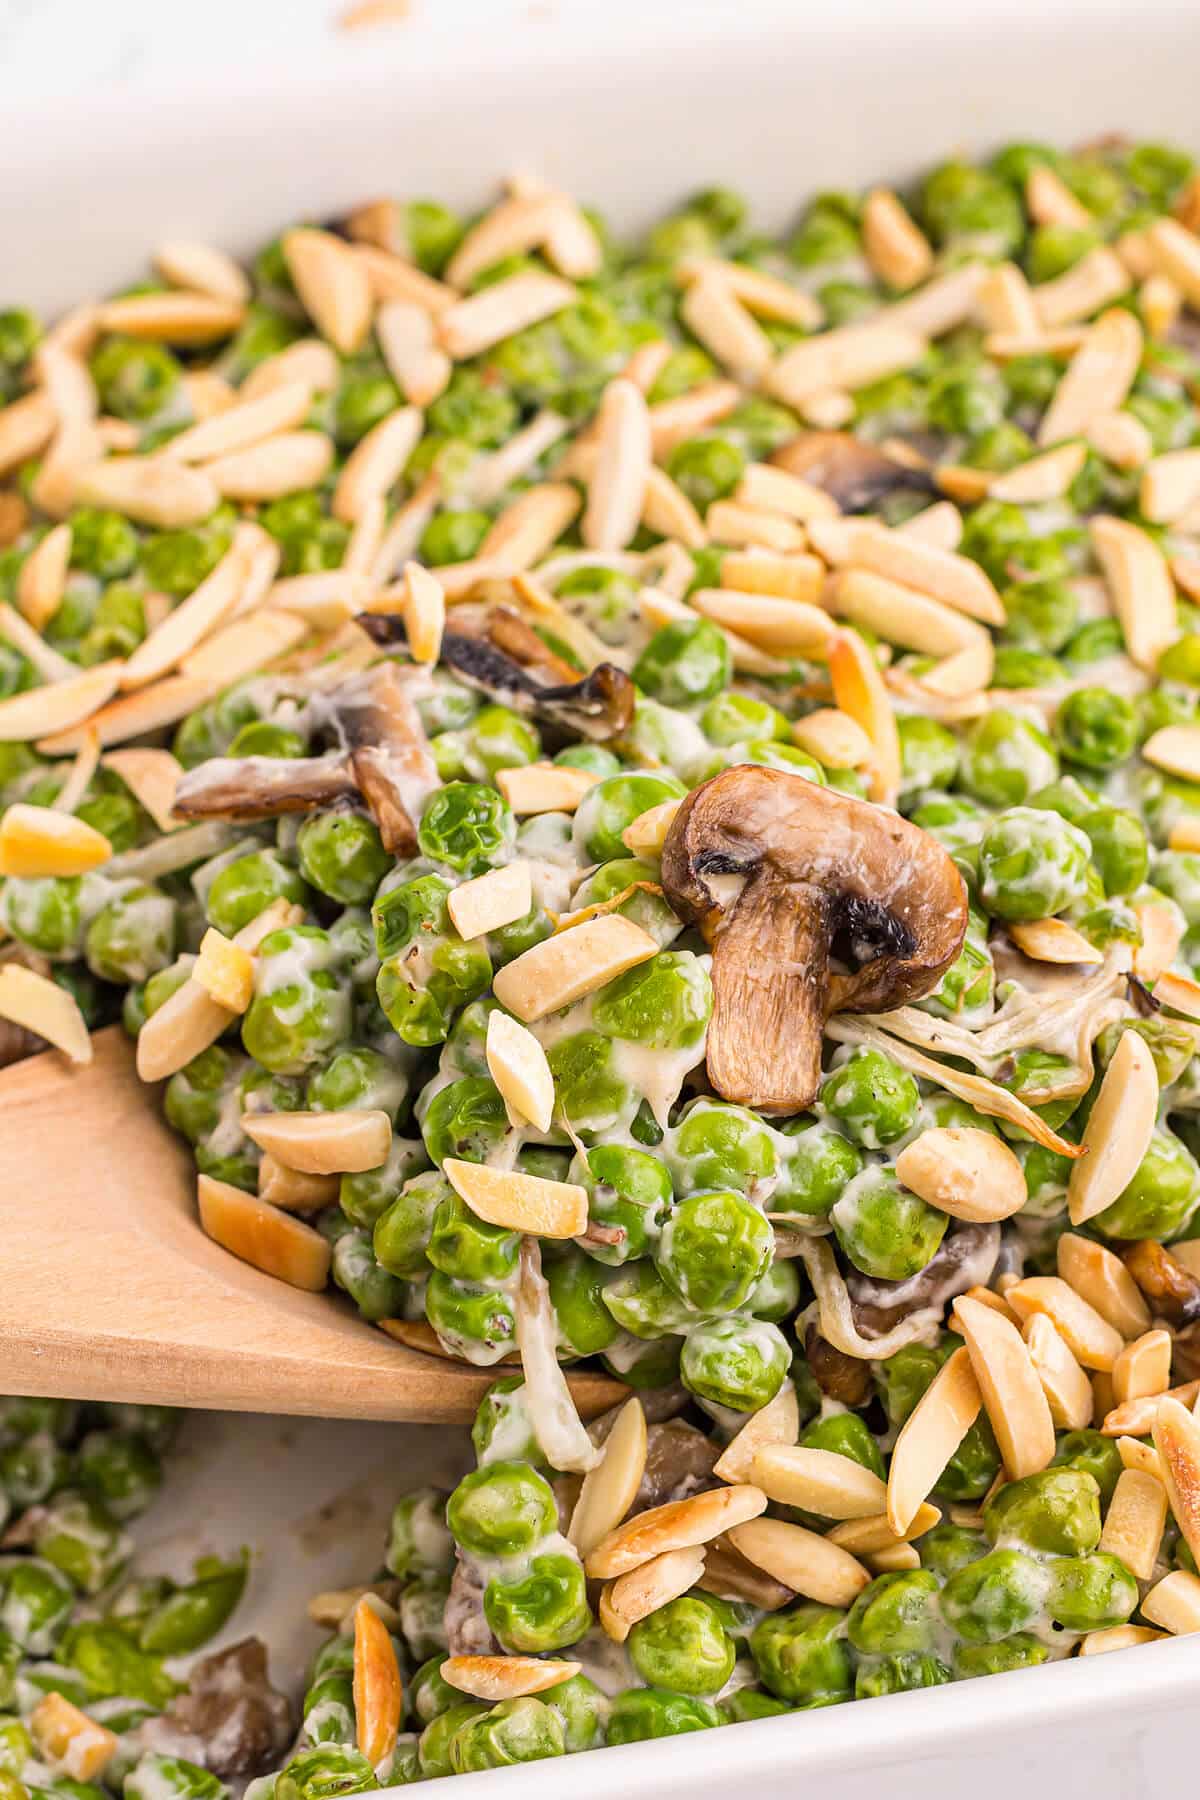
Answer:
[3,0,1199,1791]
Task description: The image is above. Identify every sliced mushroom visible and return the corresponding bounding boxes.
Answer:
[444,1554,500,1657]
[173,751,359,821]
[1174,1322,1200,1385]
[1122,1241,1200,1327]
[158,1639,292,1779]
[331,660,439,855]
[633,1422,721,1513]
[846,1222,1002,1340]
[804,1326,874,1405]
[771,431,934,512]
[660,766,968,1112]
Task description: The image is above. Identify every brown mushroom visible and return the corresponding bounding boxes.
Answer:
[845,1221,1002,1339]
[1122,1240,1200,1327]
[444,1554,500,1657]
[158,1639,292,1779]
[331,661,440,856]
[633,1421,720,1512]
[660,766,968,1113]
[771,431,934,512]
[1174,1321,1200,1384]
[804,1326,874,1405]
[173,751,359,821]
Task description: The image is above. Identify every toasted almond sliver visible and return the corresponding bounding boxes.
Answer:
[206,431,335,504]
[1103,1381,1200,1440]
[258,1155,338,1215]
[485,1009,555,1133]
[894,1127,1027,1224]
[735,463,841,523]
[0,803,110,879]
[242,1110,391,1176]
[443,1158,586,1238]
[791,708,874,770]
[976,262,1041,336]
[0,602,77,684]
[1145,217,1200,310]
[135,899,299,1081]
[0,964,91,1065]
[352,1595,402,1768]
[267,570,371,631]
[193,927,255,1013]
[374,299,451,407]
[832,567,984,658]
[962,1285,1022,1327]
[713,1384,800,1486]
[494,762,600,817]
[1154,970,1200,1022]
[16,523,73,632]
[570,1396,648,1559]
[691,587,834,656]
[0,390,56,475]
[73,456,220,528]
[886,261,987,338]
[1026,165,1094,230]
[1039,310,1143,448]
[750,1444,887,1520]
[679,275,773,383]
[1089,511,1175,674]
[727,1518,870,1609]
[164,379,314,467]
[307,1581,399,1630]
[1098,1466,1168,1581]
[706,502,806,554]
[829,627,900,805]
[1067,1031,1159,1228]
[836,525,1005,627]
[952,1294,1056,1479]
[391,558,443,667]
[766,322,926,406]
[585,1484,767,1580]
[1005,1275,1126,1373]
[119,532,256,691]
[0,659,123,745]
[647,381,742,459]
[988,441,1087,504]
[599,1546,706,1644]
[492,913,658,1024]
[862,188,934,290]
[1141,1568,1200,1636]
[242,339,341,403]
[1079,1624,1168,1656]
[621,799,681,858]
[720,549,830,600]
[442,1655,581,1703]
[640,466,707,549]
[1143,723,1200,783]
[677,256,822,329]
[445,193,561,288]
[1008,918,1104,966]
[29,1693,117,1783]
[51,728,101,817]
[96,290,244,344]
[895,501,964,552]
[827,1503,941,1555]
[1140,447,1200,525]
[886,1346,982,1534]
[1152,1396,1200,1568]
[198,1173,331,1291]
[1117,1436,1165,1480]
[438,272,575,362]
[39,672,207,759]
[1023,1314,1095,1431]
[1033,247,1131,330]
[283,228,373,354]
[480,483,580,568]
[331,405,423,525]
[154,240,251,305]
[1087,408,1154,471]
[582,378,651,554]
[445,862,532,943]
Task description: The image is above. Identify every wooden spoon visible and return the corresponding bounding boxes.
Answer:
[0,1026,625,1425]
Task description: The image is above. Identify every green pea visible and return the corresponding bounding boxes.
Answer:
[771,1119,863,1219]
[274,1746,377,1800]
[68,507,139,580]
[418,1703,488,1779]
[483,1552,591,1654]
[571,1143,673,1266]
[334,362,402,449]
[666,1098,778,1196]
[385,1490,454,1582]
[447,1461,556,1558]
[301,1671,355,1746]
[898,715,960,798]
[138,1553,247,1655]
[605,1688,721,1743]
[819,1046,920,1148]
[592,949,712,1052]
[567,856,683,947]
[999,576,1079,653]
[680,1316,789,1412]
[417,782,513,874]
[307,1046,407,1120]
[1048,1552,1139,1632]
[664,435,745,512]
[627,1596,735,1697]
[952,1634,1049,1679]
[749,1605,853,1707]
[542,1030,633,1138]
[332,1228,407,1321]
[32,1491,130,1595]
[656,1188,773,1313]
[984,1468,1102,1555]
[1083,804,1148,896]
[801,1411,886,1480]
[397,1574,451,1662]
[855,1653,951,1698]
[1054,686,1139,771]
[1091,1127,1200,1240]
[419,509,491,566]
[572,770,687,863]
[90,337,182,422]
[470,1380,545,1471]
[918,1522,986,1580]
[76,1430,161,1522]
[940,1547,1049,1643]
[603,1258,698,1337]
[632,618,732,708]
[0,1433,70,1508]
[83,884,177,984]
[546,1249,620,1357]
[450,1696,565,1771]
[142,521,232,598]
[59,1620,179,1706]
[958,709,1059,807]
[420,1075,509,1168]
[544,1672,609,1752]
[408,1654,458,1727]
[719,1688,792,1724]
[978,805,1092,921]
[0,873,97,959]
[991,647,1065,689]
[747,1256,802,1322]
[373,1171,452,1276]
[205,849,309,937]
[242,926,352,1074]
[427,1191,519,1284]
[922,160,1024,253]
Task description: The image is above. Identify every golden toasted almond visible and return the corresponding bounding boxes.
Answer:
[494,762,601,816]
[889,265,989,339]
[829,1504,941,1556]
[240,340,340,405]
[866,1542,922,1574]
[492,913,658,1024]
[119,534,255,692]
[0,390,56,475]
[750,1445,887,1520]
[1026,164,1093,230]
[916,637,995,700]
[445,193,562,288]
[99,749,183,834]
[1133,898,1185,984]
[241,1110,391,1176]
[1170,1238,1200,1280]
[1005,1276,1126,1372]
[1057,1233,1154,1343]
[96,291,244,344]
[894,1128,1027,1225]
[647,380,742,459]
[135,898,298,1081]
[73,455,220,528]
[0,490,28,547]
[485,1009,555,1133]
[585,1484,767,1580]
[1067,1029,1159,1230]
[38,673,215,757]
[976,262,1040,336]
[1143,723,1200,783]
[599,1546,707,1644]
[791,708,874,770]
[862,187,934,289]
[581,377,651,553]
[374,299,451,406]
[569,1396,648,1564]
[266,570,370,631]
[331,405,423,525]
[1103,1381,1200,1439]
[1145,217,1200,309]
[676,256,822,329]
[935,463,993,504]
[542,200,604,282]
[1112,1329,1173,1407]
[1023,1314,1095,1431]
[0,651,120,745]
[829,627,901,805]
[894,501,963,551]
[180,371,236,421]
[165,380,314,468]
[834,526,1005,627]
[445,862,532,942]
[641,466,707,549]
[766,322,926,406]
[727,1518,870,1609]
[1118,1436,1165,1480]
[352,1595,402,1768]
[193,927,255,1013]
[713,1384,800,1485]
[283,228,373,354]
[154,240,251,304]
[988,441,1087,504]
[442,1655,581,1703]
[342,495,386,574]
[1008,918,1104,966]
[481,483,580,568]
[705,501,806,553]
[1099,1466,1168,1580]
[1153,970,1200,1022]
[206,432,335,504]
[1140,447,1200,525]
[29,1694,117,1783]
[1034,247,1131,329]
[197,1174,331,1291]
[0,803,110,879]
[831,568,985,659]
[952,1294,1056,1479]
[16,522,72,632]
[735,463,841,522]
[1141,1568,1200,1636]
[1078,1623,1168,1656]
[720,549,827,600]
[307,1582,399,1630]
[1141,270,1183,338]
[959,1284,1021,1326]
[258,1155,338,1215]
[679,275,773,383]
[50,728,101,818]
[885,1347,982,1534]
[1087,408,1154,470]
[615,800,680,860]
[439,272,575,361]
[1039,310,1143,447]
[691,587,834,655]
[1152,1396,1200,1567]
[443,1159,586,1238]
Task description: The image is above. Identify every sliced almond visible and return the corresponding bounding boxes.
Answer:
[1097,1467,1168,1581]
[442,1655,580,1702]
[493,762,600,818]
[193,927,255,1013]
[951,1293,1056,1479]
[1039,310,1143,447]
[38,673,213,757]
[1140,447,1200,525]
[182,372,236,424]
[895,501,964,551]
[390,558,443,666]
[640,466,707,549]
[445,861,532,942]
[886,262,987,338]
[570,1396,648,1560]
[206,431,334,503]
[50,728,101,818]
[621,799,681,858]
[0,605,80,686]
[1153,970,1200,1022]
[445,193,562,288]
[1033,247,1130,329]
[485,1009,555,1133]
[242,1110,391,1176]
[791,708,874,770]
[1169,1238,1200,1280]
[492,913,658,1023]
[438,272,575,361]
[691,587,834,655]
[976,263,1041,337]
[0,390,56,475]
[961,1285,1022,1327]
[582,377,651,553]
[713,1383,800,1485]
[154,240,250,305]
[443,1158,586,1238]
[831,567,984,657]
[721,548,832,600]
[679,275,773,383]
[647,381,742,459]
[1023,1314,1095,1431]
[866,1542,922,1574]
[894,1127,1027,1224]
[268,570,371,631]
[73,456,219,528]
[283,229,373,354]
[1090,511,1176,674]
[1087,409,1154,470]
[1118,1436,1165,1480]
[828,627,901,805]
[197,1173,331,1291]
[863,188,934,289]
[242,339,341,402]
[1008,918,1104,966]
[1005,1276,1126,1372]
[766,322,926,406]
[988,441,1087,504]
[1026,165,1093,230]
[353,1595,402,1768]
[1143,723,1200,783]
[828,1503,941,1555]
[1141,1568,1200,1635]
[585,1484,767,1579]
[1152,1395,1200,1568]
[599,1546,706,1644]
[832,525,1005,626]
[96,291,243,344]
[1103,1381,1200,1439]
[120,532,255,691]
[1067,1033,1159,1228]
[1112,1329,1173,1407]
[374,299,451,407]
[750,1444,887,1519]
[0,803,110,879]
[480,483,580,568]
[0,659,122,745]
[735,463,841,523]
[706,502,806,553]
[886,1346,982,1534]
[1079,1623,1168,1656]
[331,406,422,525]
[726,1517,870,1609]
[1144,217,1200,310]
[353,245,456,318]
[29,1694,117,1783]
[168,381,313,468]
[0,964,90,1065]
[16,523,72,632]
[676,256,822,329]
[258,1155,338,1215]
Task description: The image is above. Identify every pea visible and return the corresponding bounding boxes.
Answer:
[275,1746,377,1800]
[984,1468,1102,1555]
[978,805,1092,921]
[664,436,745,511]
[301,1670,355,1746]
[855,1653,951,1698]
[90,337,182,422]
[67,507,139,580]
[0,1433,70,1508]
[632,618,732,708]
[719,1688,792,1723]
[206,849,310,937]
[922,160,1024,253]
[142,521,232,598]
[746,1256,801,1323]
[952,1634,1049,1678]
[386,1490,454,1581]
[1091,1127,1200,1240]
[605,1688,721,1743]
[593,950,712,1051]
[572,770,686,863]
[417,781,513,873]
[801,1411,886,1480]
[819,1046,920,1148]
[749,1605,853,1707]
[940,1548,1049,1643]
[603,1259,699,1338]
[772,1119,863,1219]
[656,1188,773,1313]
[701,691,790,746]
[59,1620,179,1706]
[0,873,97,959]
[571,1143,673,1266]
[138,1553,247,1654]
[242,927,352,1075]
[76,1430,162,1521]
[1048,1552,1139,1632]
[991,647,1064,688]
[1052,686,1139,771]
[680,1316,790,1412]
[374,1171,453,1276]
[427,1191,519,1284]
[545,1672,609,1753]
[450,1696,565,1771]
[420,1076,509,1167]
[334,362,402,449]
[918,1521,986,1579]
[958,710,1059,807]
[546,1249,619,1357]
[84,884,177,985]
[332,1228,407,1321]
[1084,804,1148,896]
[308,1047,407,1120]
[483,1552,591,1654]
[418,1702,488,1779]
[627,1596,736,1697]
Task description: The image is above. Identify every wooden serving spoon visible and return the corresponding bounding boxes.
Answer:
[0,1026,624,1425]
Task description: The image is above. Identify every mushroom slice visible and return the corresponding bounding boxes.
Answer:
[659,766,967,1112]
[174,752,360,821]
[332,661,439,856]
[770,430,933,512]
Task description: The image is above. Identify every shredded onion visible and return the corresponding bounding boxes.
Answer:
[515,1239,600,1474]
[797,1238,944,1361]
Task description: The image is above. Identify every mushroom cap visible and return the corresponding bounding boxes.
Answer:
[771,431,934,512]
[660,765,968,1113]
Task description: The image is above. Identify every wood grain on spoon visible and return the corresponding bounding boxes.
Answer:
[0,1026,625,1424]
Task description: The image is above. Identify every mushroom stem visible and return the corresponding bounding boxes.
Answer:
[174,752,360,820]
[331,662,439,856]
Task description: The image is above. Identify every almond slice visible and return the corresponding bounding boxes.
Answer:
[205,432,334,504]
[445,193,562,288]
[863,188,934,289]
[1033,247,1130,329]
[976,263,1041,336]
[713,1383,800,1485]
[165,380,314,467]
[193,927,255,1013]
[480,483,580,568]
[445,861,532,942]
[442,1656,581,1702]
[894,501,964,551]
[1140,1568,1200,1635]
[331,406,423,525]
[1089,511,1177,674]
[582,377,651,553]
[1026,165,1093,231]
[988,441,1087,504]
[641,466,707,549]
[267,570,371,631]
[119,531,256,691]
[647,381,742,459]
[735,464,841,523]
[485,1008,555,1133]
[353,246,456,318]
[585,1484,767,1580]
[894,1127,1027,1224]
[306,1582,399,1630]
[242,339,341,402]
[283,229,373,354]
[828,1503,942,1555]
[241,1110,391,1175]
[691,587,834,655]
[1039,311,1143,448]
[73,456,220,527]
[676,256,822,329]
[621,799,682,858]
[154,240,251,305]
[919,634,996,699]
[599,1546,706,1644]
[1152,1396,1200,1567]
[721,548,833,600]
[0,963,91,1064]
[1102,1381,1200,1439]
[886,262,987,337]
[1153,970,1200,1022]
[766,322,926,406]
[197,1173,331,1291]
[831,567,985,657]
[0,602,82,684]
[443,1158,586,1238]
[726,1518,870,1609]
[1079,1623,1168,1656]
[1008,918,1104,966]
[1004,1275,1126,1372]
[1144,217,1200,310]
[1023,1314,1094,1430]
[791,708,874,770]
[1142,723,1200,783]
[696,1537,793,1611]
[258,1156,338,1215]
[0,659,123,744]
[1098,1466,1168,1580]
[100,749,184,834]
[705,502,807,553]
[569,1396,648,1559]
[1169,1238,1200,1280]
[0,390,57,474]
[51,728,101,817]
[750,1444,887,1519]
[16,522,73,631]
[96,291,244,344]
[29,1694,117,1782]
[1140,447,1200,524]
[39,673,215,756]
[492,913,658,1023]
[438,272,575,361]
[494,762,601,816]
[1117,1436,1165,1480]
[829,627,901,805]
[1112,1328,1173,1407]
[353,1595,403,1768]
[833,526,1005,626]
[0,803,111,878]
[374,299,451,407]
[1067,1032,1159,1229]
[679,275,773,383]
[951,1294,1056,1479]
[886,1346,982,1534]
[1087,409,1154,470]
